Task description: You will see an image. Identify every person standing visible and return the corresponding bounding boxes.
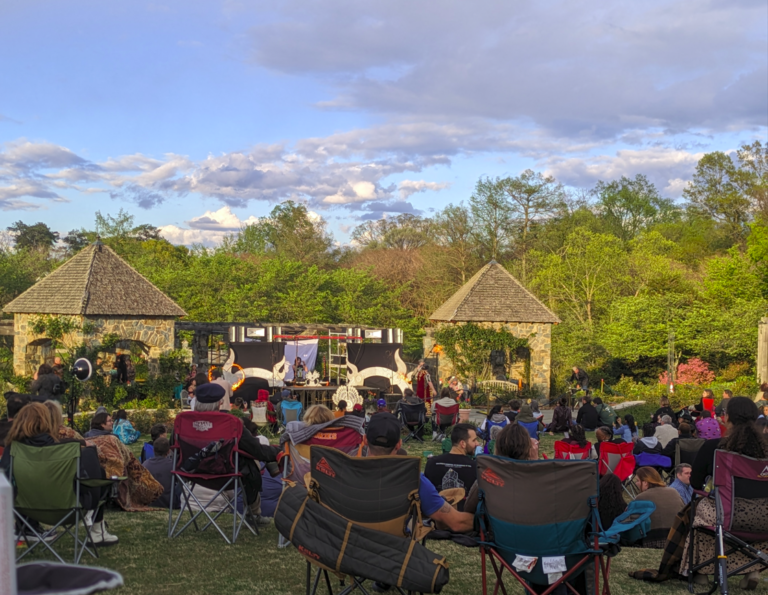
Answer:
[715,389,732,417]
[413,359,436,404]
[28,364,64,402]
[210,368,232,411]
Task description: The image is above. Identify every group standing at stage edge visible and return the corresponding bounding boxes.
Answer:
[1,360,768,592]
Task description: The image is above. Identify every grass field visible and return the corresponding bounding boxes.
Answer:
[15,411,768,595]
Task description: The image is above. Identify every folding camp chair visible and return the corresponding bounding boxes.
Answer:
[598,441,636,499]
[555,440,593,460]
[476,456,651,595]
[519,420,540,440]
[398,402,427,444]
[634,452,673,484]
[433,402,459,442]
[278,425,364,548]
[676,438,705,467]
[10,442,117,564]
[168,411,257,545]
[687,450,768,595]
[281,400,303,428]
[302,445,428,595]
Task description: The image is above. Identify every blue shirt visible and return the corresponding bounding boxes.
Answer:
[419,474,446,517]
[669,478,693,505]
[613,424,632,443]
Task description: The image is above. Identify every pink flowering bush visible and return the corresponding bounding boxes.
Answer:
[659,358,715,385]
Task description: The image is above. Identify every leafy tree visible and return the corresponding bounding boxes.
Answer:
[62,230,90,254]
[351,214,432,251]
[470,177,514,261]
[7,221,59,251]
[683,152,751,243]
[734,141,768,220]
[433,204,480,283]
[593,175,677,242]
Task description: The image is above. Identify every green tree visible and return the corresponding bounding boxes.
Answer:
[735,141,768,220]
[7,221,59,251]
[684,152,751,243]
[433,204,480,283]
[593,175,677,242]
[470,177,514,261]
[351,214,432,251]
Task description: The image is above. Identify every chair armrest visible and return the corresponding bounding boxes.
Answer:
[80,476,126,487]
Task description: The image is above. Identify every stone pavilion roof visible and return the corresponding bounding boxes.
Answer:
[429,260,560,324]
[3,241,186,317]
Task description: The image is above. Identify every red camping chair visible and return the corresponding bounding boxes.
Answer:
[433,402,459,441]
[168,411,257,545]
[598,441,636,499]
[278,425,364,547]
[688,450,768,595]
[555,440,593,460]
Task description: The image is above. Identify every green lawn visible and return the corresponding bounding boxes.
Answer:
[15,422,766,595]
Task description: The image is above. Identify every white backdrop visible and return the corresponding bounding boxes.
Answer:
[283,339,319,381]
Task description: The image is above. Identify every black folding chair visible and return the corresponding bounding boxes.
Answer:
[398,402,427,444]
[676,438,705,467]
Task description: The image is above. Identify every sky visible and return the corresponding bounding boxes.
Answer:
[0,0,766,246]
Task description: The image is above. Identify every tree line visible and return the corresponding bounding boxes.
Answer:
[2,141,766,393]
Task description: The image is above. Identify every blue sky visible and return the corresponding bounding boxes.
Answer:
[1,0,766,245]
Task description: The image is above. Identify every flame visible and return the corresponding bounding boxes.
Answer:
[230,363,245,390]
[433,344,444,354]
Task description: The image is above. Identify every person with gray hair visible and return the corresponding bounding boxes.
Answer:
[193,382,281,524]
[668,463,693,504]
[653,414,678,448]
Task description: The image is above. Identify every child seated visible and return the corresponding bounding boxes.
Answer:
[140,423,167,463]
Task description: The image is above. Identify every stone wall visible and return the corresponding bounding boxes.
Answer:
[424,321,553,398]
[13,313,175,376]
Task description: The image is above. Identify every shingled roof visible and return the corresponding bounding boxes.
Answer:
[429,261,560,324]
[3,242,186,317]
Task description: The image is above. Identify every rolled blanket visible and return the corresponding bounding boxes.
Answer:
[280,415,364,447]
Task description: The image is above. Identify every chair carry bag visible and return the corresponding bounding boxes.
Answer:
[275,482,450,593]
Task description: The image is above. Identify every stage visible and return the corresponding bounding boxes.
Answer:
[281,385,384,409]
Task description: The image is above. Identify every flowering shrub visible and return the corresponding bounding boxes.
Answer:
[659,358,715,386]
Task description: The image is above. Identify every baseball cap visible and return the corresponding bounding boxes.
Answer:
[196,382,226,403]
[366,412,401,449]
[377,398,387,407]
[353,403,363,411]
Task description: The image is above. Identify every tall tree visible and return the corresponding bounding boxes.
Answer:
[593,174,676,242]
[7,221,59,251]
[683,152,751,244]
[734,140,768,220]
[351,214,432,251]
[469,177,514,261]
[433,204,479,283]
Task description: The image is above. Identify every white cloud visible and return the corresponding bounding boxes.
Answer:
[187,206,260,231]
[398,179,451,199]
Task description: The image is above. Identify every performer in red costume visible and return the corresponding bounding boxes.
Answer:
[413,359,436,404]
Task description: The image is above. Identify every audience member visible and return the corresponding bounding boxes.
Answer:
[365,413,473,532]
[349,403,365,420]
[612,416,633,443]
[547,396,572,434]
[143,437,180,509]
[0,392,29,443]
[0,403,117,545]
[593,426,617,458]
[576,396,599,431]
[504,399,521,423]
[193,382,281,521]
[209,368,232,411]
[593,397,617,427]
[654,415,678,448]
[434,387,457,409]
[28,364,63,402]
[303,404,335,426]
[515,403,544,437]
[633,423,662,456]
[530,400,543,420]
[632,467,684,548]
[85,411,114,438]
[715,390,732,417]
[375,398,388,414]
[561,424,588,448]
[334,400,347,418]
[693,389,715,418]
[695,410,721,440]
[43,400,84,445]
[141,423,167,463]
[668,463,693,505]
[599,473,627,529]
[660,422,695,460]
[424,424,479,507]
[652,396,676,425]
[479,405,509,439]
[400,388,421,406]
[113,409,141,444]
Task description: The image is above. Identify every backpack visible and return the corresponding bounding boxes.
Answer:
[597,404,617,426]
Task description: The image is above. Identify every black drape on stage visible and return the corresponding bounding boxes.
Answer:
[347,343,403,393]
[231,342,285,370]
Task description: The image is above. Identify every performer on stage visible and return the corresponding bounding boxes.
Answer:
[293,357,306,384]
[413,359,436,404]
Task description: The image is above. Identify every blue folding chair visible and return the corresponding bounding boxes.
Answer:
[281,400,303,427]
[518,420,540,440]
[476,456,654,595]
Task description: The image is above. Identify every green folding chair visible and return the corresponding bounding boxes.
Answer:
[10,441,118,564]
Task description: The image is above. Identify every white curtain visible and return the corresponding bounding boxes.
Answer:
[283,339,319,381]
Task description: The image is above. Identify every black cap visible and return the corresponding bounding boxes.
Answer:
[196,383,225,403]
[366,412,401,449]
